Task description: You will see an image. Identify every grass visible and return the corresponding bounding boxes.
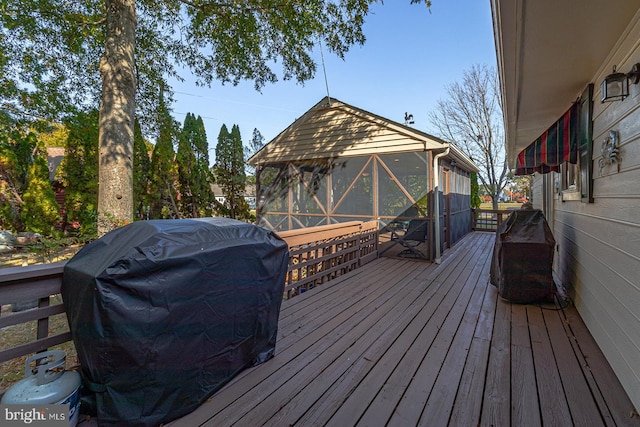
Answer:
[473,202,522,230]
[0,244,82,269]
[479,201,523,210]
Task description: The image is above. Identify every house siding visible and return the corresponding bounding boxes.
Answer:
[548,13,640,410]
[251,100,447,164]
[531,173,544,209]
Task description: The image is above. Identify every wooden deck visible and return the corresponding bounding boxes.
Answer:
[170,232,639,427]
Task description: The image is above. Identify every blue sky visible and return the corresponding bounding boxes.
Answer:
[170,0,497,156]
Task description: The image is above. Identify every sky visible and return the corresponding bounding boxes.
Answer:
[169,0,497,158]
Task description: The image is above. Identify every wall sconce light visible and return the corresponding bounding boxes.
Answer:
[601,63,640,102]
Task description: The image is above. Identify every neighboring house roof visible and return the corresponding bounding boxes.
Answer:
[491,0,638,168]
[47,147,65,182]
[211,184,256,197]
[248,97,478,172]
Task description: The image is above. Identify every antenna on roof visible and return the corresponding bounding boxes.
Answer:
[318,38,331,106]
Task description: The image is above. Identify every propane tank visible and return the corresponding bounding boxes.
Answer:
[1,350,81,427]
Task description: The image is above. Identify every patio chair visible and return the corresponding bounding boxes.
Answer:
[397,219,428,258]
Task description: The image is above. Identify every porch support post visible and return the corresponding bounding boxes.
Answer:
[433,147,450,264]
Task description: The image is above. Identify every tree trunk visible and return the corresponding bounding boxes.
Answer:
[492,195,499,210]
[97,0,136,236]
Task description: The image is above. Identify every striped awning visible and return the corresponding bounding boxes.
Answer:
[515,103,578,175]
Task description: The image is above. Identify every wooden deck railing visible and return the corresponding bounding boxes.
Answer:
[278,221,379,298]
[0,261,69,364]
[0,221,379,367]
[471,208,513,231]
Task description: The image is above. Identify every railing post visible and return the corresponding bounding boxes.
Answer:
[36,296,50,342]
[471,208,476,231]
[356,229,362,268]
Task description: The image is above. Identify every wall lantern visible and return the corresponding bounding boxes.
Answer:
[601,63,640,103]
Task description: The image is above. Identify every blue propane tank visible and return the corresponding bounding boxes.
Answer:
[1,350,81,427]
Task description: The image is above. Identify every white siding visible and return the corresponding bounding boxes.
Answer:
[531,173,544,210]
[552,13,640,410]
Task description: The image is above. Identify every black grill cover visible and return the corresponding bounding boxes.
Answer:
[490,210,556,303]
[61,218,289,427]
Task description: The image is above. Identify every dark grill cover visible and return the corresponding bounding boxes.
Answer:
[61,218,289,427]
[490,210,556,303]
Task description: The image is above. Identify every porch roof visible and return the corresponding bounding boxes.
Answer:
[490,0,639,168]
[248,97,478,173]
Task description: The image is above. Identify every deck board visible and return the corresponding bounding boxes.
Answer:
[170,232,639,427]
[448,266,497,425]
[510,304,541,427]
[527,305,573,426]
[543,307,605,426]
[385,236,491,427]
[300,235,489,426]
[481,283,511,427]
[240,262,431,426]
[562,308,639,426]
[195,261,427,426]
[417,254,490,426]
[337,241,483,425]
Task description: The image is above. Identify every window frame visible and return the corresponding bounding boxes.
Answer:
[560,84,594,203]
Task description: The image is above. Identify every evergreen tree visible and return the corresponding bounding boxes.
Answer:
[6,128,36,195]
[214,125,232,218]
[215,124,250,220]
[59,111,99,237]
[133,119,151,220]
[37,122,69,148]
[177,113,198,217]
[148,93,178,219]
[0,119,37,230]
[245,128,265,181]
[193,115,215,217]
[470,172,482,209]
[21,154,61,235]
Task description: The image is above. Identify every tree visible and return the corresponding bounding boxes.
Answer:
[506,172,532,202]
[470,172,482,209]
[193,115,216,216]
[177,113,215,218]
[21,154,61,235]
[148,93,179,220]
[215,124,250,220]
[37,122,69,149]
[133,119,151,220]
[58,111,100,237]
[2,1,432,235]
[176,113,197,218]
[0,121,36,231]
[429,64,509,210]
[245,127,265,181]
